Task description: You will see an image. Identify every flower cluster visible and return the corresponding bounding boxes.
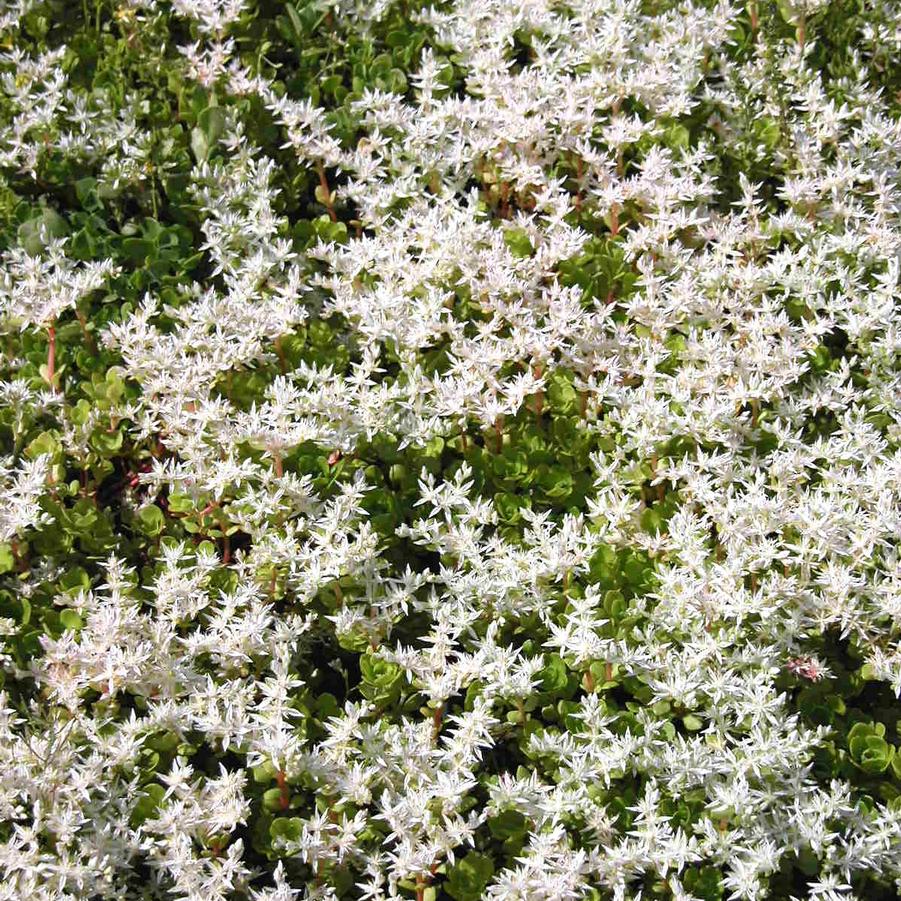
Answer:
[0,0,899,899]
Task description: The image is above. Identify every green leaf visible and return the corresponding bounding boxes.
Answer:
[547,371,577,413]
[167,493,195,514]
[59,567,90,594]
[59,609,83,631]
[89,427,124,455]
[284,2,305,40]
[488,809,526,841]
[892,754,901,781]
[316,692,339,719]
[147,730,180,752]
[123,237,154,262]
[848,722,895,774]
[199,105,226,143]
[359,652,403,704]
[665,123,690,151]
[503,227,533,258]
[75,177,99,206]
[314,184,334,206]
[131,783,165,826]
[191,106,226,162]
[756,117,781,151]
[136,504,165,537]
[25,431,62,462]
[495,491,525,523]
[539,654,568,693]
[18,208,68,255]
[263,787,287,812]
[270,816,303,844]
[445,852,494,901]
[538,465,573,500]
[253,760,278,783]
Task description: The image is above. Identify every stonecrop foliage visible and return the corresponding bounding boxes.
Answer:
[0,0,900,897]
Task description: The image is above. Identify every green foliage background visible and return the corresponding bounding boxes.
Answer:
[0,0,900,897]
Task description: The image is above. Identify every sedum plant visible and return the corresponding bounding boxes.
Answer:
[0,0,899,898]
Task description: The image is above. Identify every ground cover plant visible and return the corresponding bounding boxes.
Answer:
[0,0,900,897]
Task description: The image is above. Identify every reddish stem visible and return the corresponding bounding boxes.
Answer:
[274,336,287,374]
[316,161,338,222]
[533,363,544,422]
[75,309,97,352]
[432,704,444,743]
[499,181,510,219]
[46,324,56,387]
[276,771,290,810]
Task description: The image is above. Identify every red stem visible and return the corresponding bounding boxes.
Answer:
[276,771,290,810]
[46,324,56,387]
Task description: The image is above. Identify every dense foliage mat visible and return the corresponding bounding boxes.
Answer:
[0,0,900,898]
